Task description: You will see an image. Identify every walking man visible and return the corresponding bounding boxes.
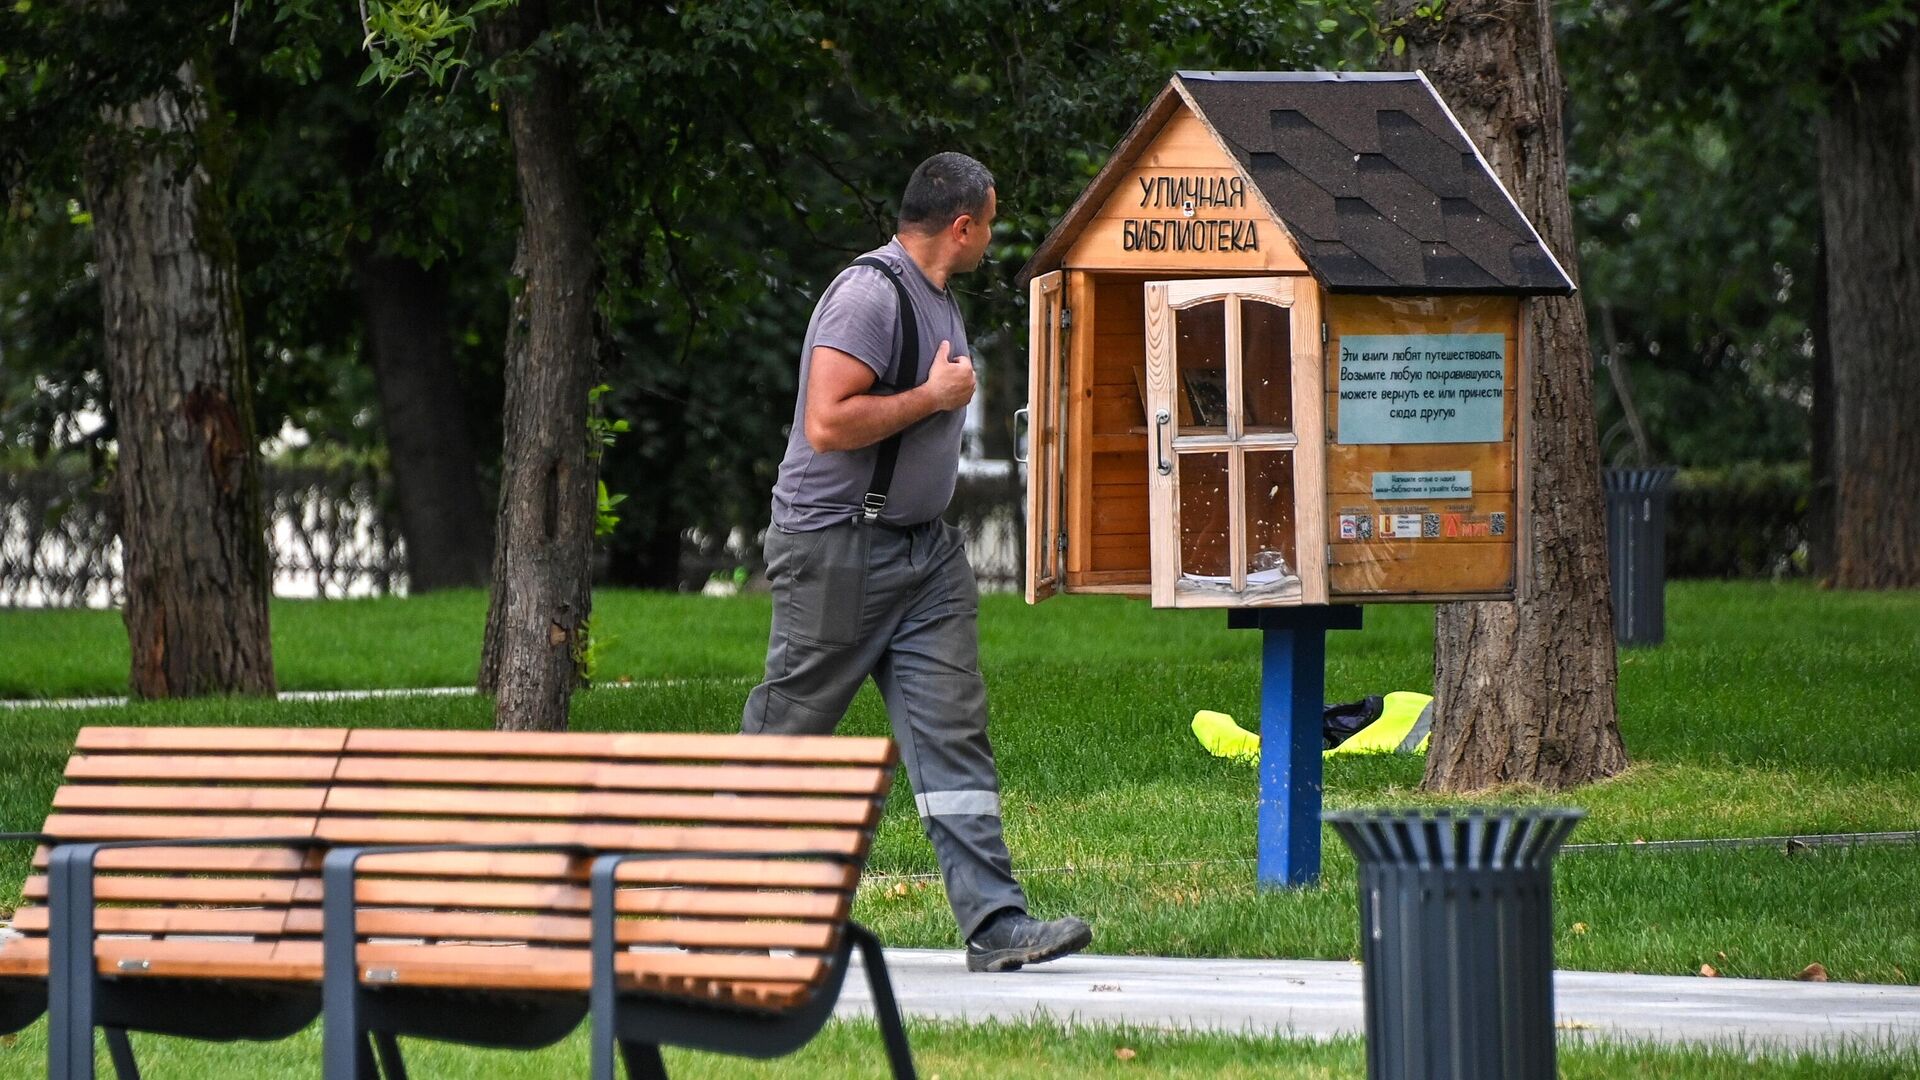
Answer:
[744,152,1092,972]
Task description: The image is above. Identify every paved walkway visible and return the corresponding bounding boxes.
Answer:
[837,949,1920,1048]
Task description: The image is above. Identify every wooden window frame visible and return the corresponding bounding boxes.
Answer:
[1144,276,1326,608]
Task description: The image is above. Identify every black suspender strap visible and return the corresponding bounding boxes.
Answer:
[847,256,921,523]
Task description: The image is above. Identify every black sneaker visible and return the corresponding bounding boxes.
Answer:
[965,911,1093,972]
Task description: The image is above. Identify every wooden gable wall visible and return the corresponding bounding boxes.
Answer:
[1063,107,1308,276]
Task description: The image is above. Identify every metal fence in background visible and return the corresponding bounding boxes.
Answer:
[1,463,1025,608]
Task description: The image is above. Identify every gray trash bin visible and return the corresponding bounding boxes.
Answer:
[1604,466,1678,647]
[1326,808,1584,1080]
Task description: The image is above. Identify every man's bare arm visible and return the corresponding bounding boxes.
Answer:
[803,341,975,453]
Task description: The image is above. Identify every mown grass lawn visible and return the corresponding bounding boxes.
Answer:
[1,581,1916,987]
[2,1018,1918,1079]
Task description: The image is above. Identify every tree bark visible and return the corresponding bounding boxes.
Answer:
[1387,0,1627,790]
[85,63,276,698]
[350,249,493,592]
[476,0,601,731]
[1807,219,1836,582]
[1818,33,1920,589]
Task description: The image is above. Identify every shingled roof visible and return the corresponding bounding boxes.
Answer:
[1020,71,1574,296]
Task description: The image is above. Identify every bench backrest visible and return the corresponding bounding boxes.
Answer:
[319,728,896,1009]
[15,727,347,972]
[15,725,895,1008]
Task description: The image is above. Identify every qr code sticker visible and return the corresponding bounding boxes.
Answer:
[1421,514,1441,538]
[1490,512,1507,537]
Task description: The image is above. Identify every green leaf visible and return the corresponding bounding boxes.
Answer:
[1393,34,1407,56]
[1317,17,1339,32]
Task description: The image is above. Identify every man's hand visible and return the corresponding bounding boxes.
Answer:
[923,339,975,412]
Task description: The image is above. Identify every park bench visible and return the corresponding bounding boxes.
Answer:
[0,725,915,1080]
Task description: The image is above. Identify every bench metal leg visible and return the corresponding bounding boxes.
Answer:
[323,852,373,1080]
[49,844,101,1080]
[103,1028,139,1080]
[848,923,917,1080]
[372,1031,407,1080]
[619,1041,668,1080]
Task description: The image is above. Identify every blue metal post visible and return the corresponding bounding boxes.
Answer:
[1260,623,1322,887]
[1229,607,1363,890]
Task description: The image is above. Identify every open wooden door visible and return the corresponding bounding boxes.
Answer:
[1024,270,1068,603]
[1143,276,1326,608]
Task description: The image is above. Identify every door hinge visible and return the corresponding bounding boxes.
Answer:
[1057,531,1069,554]
[1060,307,1073,329]
[1321,322,1329,344]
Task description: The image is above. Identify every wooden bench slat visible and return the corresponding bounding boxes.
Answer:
[65,755,340,782]
[352,852,857,891]
[334,758,892,796]
[344,729,895,766]
[298,879,849,921]
[0,938,48,978]
[11,907,288,937]
[39,814,322,842]
[312,818,865,856]
[31,846,316,874]
[53,787,330,813]
[96,939,316,982]
[26,847,853,891]
[76,727,350,753]
[321,787,878,828]
[25,875,303,906]
[348,942,824,992]
[280,909,837,952]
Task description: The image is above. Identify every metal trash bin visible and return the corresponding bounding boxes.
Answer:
[1326,808,1584,1080]
[1604,466,1678,647]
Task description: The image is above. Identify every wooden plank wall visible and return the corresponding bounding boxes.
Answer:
[1082,277,1151,586]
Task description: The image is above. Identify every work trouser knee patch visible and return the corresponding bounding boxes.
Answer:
[897,672,989,737]
[746,686,842,736]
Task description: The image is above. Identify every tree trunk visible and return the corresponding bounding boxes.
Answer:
[85,63,276,699]
[1807,219,1836,583]
[1818,34,1920,589]
[1387,0,1627,790]
[351,249,493,592]
[476,0,601,731]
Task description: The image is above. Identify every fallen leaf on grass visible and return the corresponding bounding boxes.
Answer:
[1796,963,1829,982]
[1114,1047,1137,1062]
[1570,922,1589,935]
[1699,963,1719,978]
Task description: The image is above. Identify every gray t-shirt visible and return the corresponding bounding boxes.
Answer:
[770,238,970,530]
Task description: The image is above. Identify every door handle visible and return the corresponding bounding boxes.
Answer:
[1155,410,1172,475]
[1013,407,1030,464]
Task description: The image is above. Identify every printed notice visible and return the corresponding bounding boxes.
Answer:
[1337,333,1506,444]
[1373,471,1472,500]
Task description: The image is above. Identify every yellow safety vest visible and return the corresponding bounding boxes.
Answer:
[1325,691,1432,756]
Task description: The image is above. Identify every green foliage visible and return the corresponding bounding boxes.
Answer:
[357,0,510,88]
[587,384,630,538]
[1560,0,1919,469]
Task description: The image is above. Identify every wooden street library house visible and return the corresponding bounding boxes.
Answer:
[1018,70,1574,609]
